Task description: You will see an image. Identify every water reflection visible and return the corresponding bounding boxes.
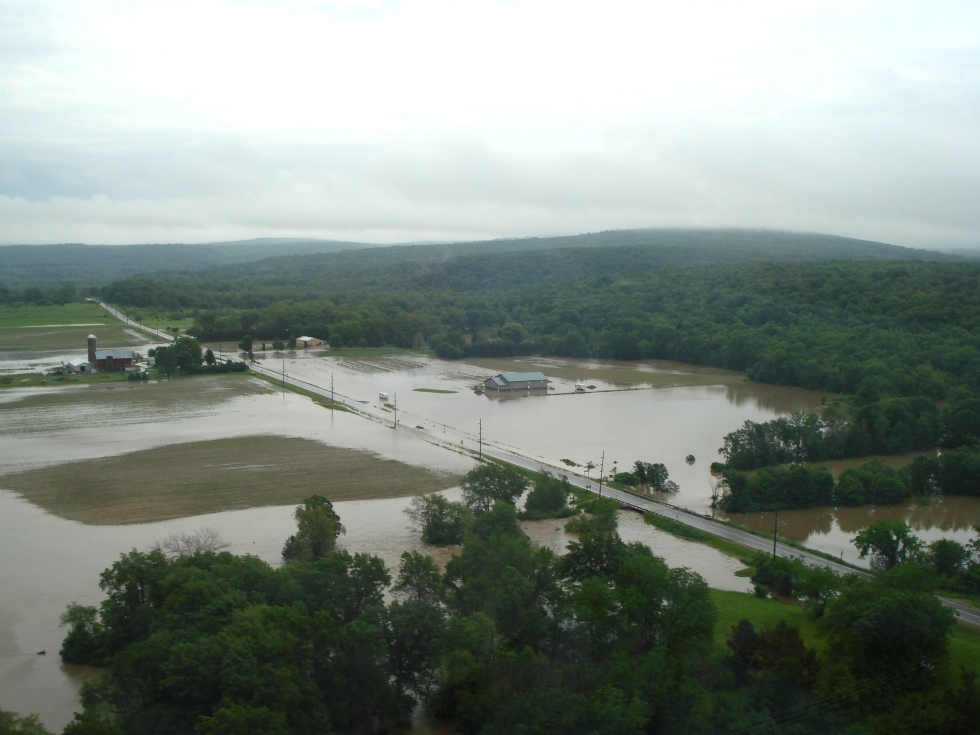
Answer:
[722,382,828,413]
[719,495,980,567]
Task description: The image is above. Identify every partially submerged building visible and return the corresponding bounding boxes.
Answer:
[483,371,549,392]
[67,334,136,373]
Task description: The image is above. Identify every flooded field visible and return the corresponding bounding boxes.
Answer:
[3,345,979,730]
[271,350,980,557]
[267,352,830,512]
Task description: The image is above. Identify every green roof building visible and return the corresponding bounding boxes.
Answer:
[483,371,549,391]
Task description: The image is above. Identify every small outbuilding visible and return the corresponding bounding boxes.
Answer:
[483,371,549,392]
[67,361,94,374]
[296,336,327,348]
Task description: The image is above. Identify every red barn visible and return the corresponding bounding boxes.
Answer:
[94,349,135,372]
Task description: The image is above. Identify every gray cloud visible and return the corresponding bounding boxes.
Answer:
[1,1,978,249]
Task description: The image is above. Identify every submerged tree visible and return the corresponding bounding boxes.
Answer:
[522,473,575,518]
[282,495,345,562]
[405,494,470,545]
[461,462,528,515]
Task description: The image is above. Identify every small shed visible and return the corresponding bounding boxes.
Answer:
[483,371,549,392]
[296,336,327,348]
[67,361,93,374]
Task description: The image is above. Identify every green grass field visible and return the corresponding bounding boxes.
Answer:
[709,587,980,684]
[710,588,826,650]
[109,305,195,333]
[0,301,109,327]
[0,302,153,353]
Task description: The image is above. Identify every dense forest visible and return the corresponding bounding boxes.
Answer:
[50,467,977,735]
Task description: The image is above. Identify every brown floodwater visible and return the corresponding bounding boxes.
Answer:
[0,487,749,732]
[3,351,979,730]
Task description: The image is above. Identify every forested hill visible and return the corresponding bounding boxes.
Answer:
[100,228,961,302]
[2,228,958,293]
[0,238,376,290]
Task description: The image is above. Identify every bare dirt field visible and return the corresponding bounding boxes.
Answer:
[0,435,460,525]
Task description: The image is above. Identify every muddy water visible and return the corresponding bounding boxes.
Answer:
[273,353,980,554]
[718,496,980,567]
[269,352,831,517]
[0,486,748,731]
[4,352,979,729]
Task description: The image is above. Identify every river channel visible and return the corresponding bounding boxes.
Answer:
[2,349,979,730]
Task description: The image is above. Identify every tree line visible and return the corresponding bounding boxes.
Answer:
[97,256,980,402]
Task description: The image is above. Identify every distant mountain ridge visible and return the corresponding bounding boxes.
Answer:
[0,239,376,289]
[0,228,964,291]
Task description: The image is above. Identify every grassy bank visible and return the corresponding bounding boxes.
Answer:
[250,370,353,412]
[644,512,759,566]
[710,587,980,679]
[0,370,131,388]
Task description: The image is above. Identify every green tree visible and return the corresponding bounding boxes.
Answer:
[445,503,557,648]
[797,565,848,618]
[405,494,470,545]
[825,564,954,690]
[926,538,969,580]
[461,463,528,515]
[522,473,573,518]
[853,519,923,570]
[151,336,204,376]
[0,709,52,735]
[60,603,108,665]
[238,334,253,358]
[392,550,443,604]
[386,598,446,705]
[281,495,345,562]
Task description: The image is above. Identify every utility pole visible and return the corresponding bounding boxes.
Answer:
[772,508,779,558]
[331,373,334,404]
[598,451,605,497]
[281,359,285,388]
[479,419,482,459]
[393,393,397,428]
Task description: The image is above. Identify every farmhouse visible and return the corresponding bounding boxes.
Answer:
[483,371,549,392]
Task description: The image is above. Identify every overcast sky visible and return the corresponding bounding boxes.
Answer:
[1,0,978,249]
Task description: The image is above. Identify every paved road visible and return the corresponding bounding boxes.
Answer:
[90,299,176,343]
[93,300,980,627]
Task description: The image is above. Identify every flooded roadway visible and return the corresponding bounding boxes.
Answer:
[3,347,979,730]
